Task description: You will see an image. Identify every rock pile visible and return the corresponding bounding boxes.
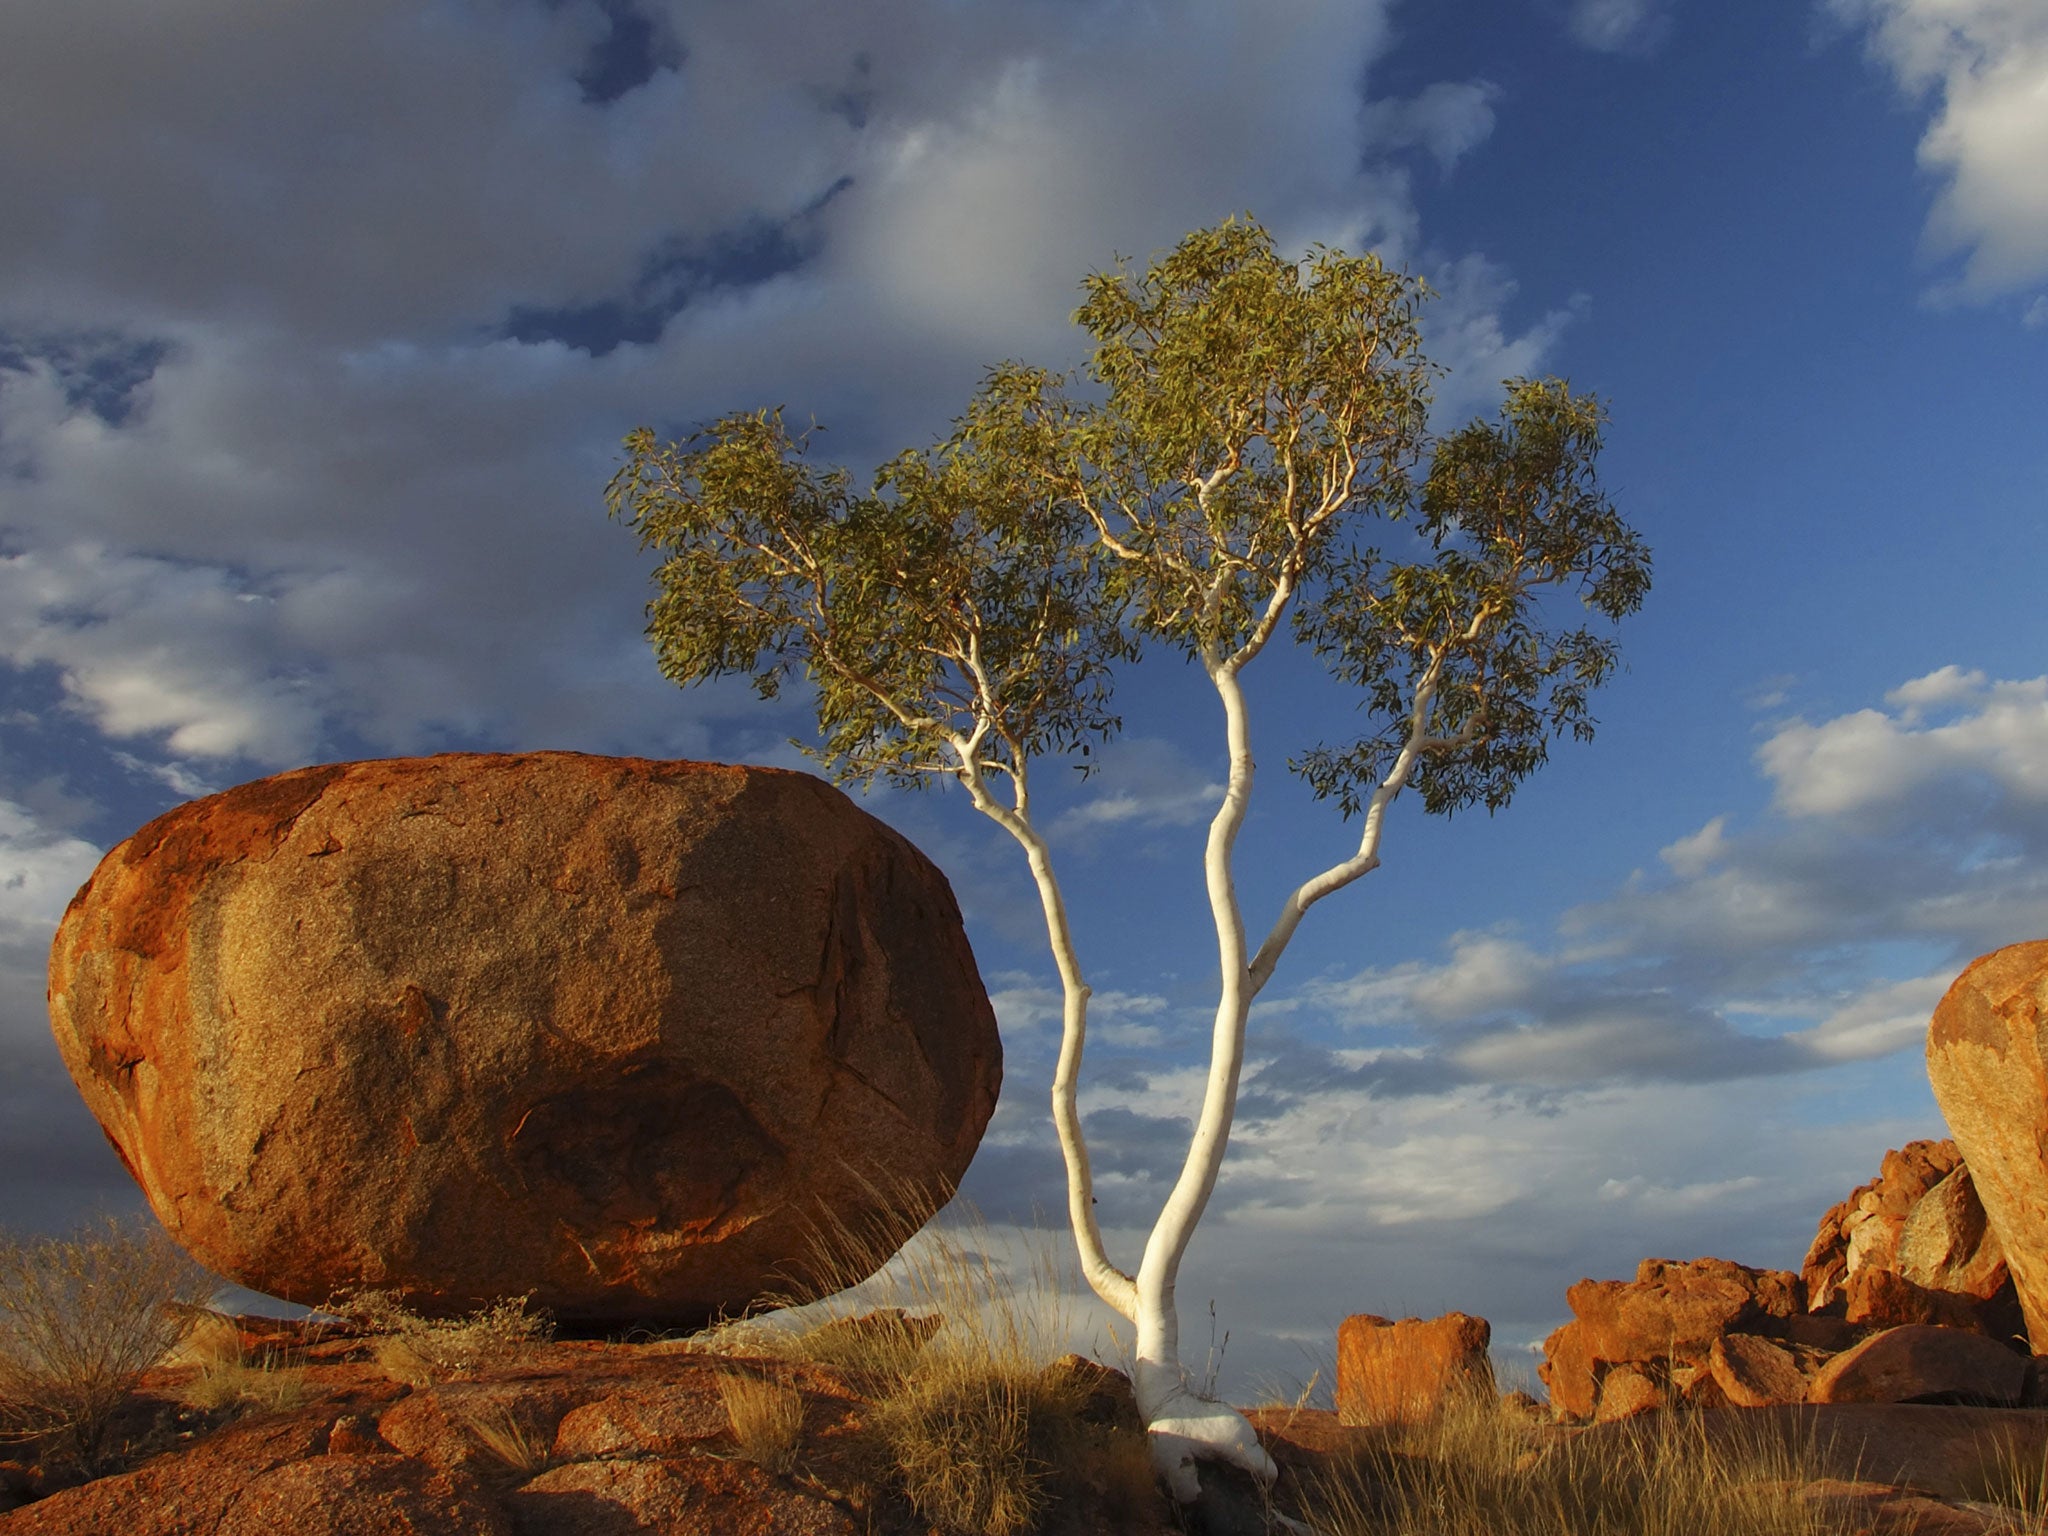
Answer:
[46,753,1003,1329]
[1538,1140,2034,1421]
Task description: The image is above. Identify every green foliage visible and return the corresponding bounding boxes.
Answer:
[607,213,1649,822]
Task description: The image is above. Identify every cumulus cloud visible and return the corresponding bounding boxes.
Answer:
[1049,737,1227,840]
[1758,669,2048,818]
[1831,0,2048,299]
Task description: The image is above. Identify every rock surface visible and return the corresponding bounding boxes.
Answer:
[1927,940,2048,1350]
[0,1322,1170,1536]
[46,753,1003,1327]
[1807,1325,2030,1407]
[1334,1312,1495,1427]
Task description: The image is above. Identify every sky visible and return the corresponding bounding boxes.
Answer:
[2,0,2046,1404]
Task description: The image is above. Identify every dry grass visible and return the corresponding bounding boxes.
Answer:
[1963,1429,2048,1536]
[717,1369,805,1475]
[460,1401,552,1476]
[680,1174,1130,1536]
[0,1215,215,1471]
[323,1289,553,1384]
[1295,1393,1857,1536]
[169,1309,313,1416]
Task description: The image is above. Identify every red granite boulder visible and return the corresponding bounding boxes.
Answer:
[1807,1325,2030,1407]
[46,753,1002,1327]
[1801,1140,1967,1311]
[1926,941,2048,1350]
[1335,1312,1495,1427]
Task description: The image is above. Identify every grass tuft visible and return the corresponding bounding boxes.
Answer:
[717,1369,805,1475]
[0,1215,214,1472]
[459,1400,552,1476]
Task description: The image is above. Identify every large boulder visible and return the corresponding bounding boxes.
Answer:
[46,753,1002,1327]
[1806,1325,2030,1407]
[1927,941,2048,1350]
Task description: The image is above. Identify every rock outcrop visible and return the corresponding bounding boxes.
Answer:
[1539,1257,1804,1420]
[46,753,1003,1327]
[1927,940,2048,1350]
[1334,1312,1494,1427]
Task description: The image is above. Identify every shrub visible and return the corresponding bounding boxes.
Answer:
[0,1215,215,1470]
[459,1401,551,1476]
[323,1290,553,1384]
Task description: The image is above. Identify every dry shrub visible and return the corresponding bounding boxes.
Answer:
[325,1290,553,1384]
[717,1370,805,1475]
[0,1215,214,1471]
[1299,1394,1851,1536]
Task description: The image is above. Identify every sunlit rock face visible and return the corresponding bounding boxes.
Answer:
[47,752,1001,1328]
[1927,940,2048,1351]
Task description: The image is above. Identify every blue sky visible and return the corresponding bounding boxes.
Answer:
[2,0,2045,1400]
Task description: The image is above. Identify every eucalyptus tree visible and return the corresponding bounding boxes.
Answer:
[606,216,1650,1501]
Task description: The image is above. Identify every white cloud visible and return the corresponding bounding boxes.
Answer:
[0,798,102,940]
[1758,669,2048,818]
[1050,737,1226,839]
[1786,973,1951,1062]
[1360,81,1502,174]
[1659,815,1730,877]
[1832,0,2048,297]
[1567,0,1673,53]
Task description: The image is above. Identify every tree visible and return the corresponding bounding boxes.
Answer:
[605,215,1651,1502]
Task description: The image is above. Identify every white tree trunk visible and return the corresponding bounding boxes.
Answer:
[1125,657,1278,1499]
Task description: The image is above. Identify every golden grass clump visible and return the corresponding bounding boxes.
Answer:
[683,1171,1126,1536]
[459,1400,552,1476]
[1298,1392,1853,1536]
[172,1314,313,1417]
[717,1369,805,1475]
[0,1215,215,1471]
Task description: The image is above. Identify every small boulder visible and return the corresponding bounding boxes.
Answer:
[1927,940,2048,1350]
[1807,1325,2030,1407]
[1336,1312,1495,1427]
[1594,1364,1664,1421]
[46,753,1003,1328]
[1709,1333,1809,1408]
